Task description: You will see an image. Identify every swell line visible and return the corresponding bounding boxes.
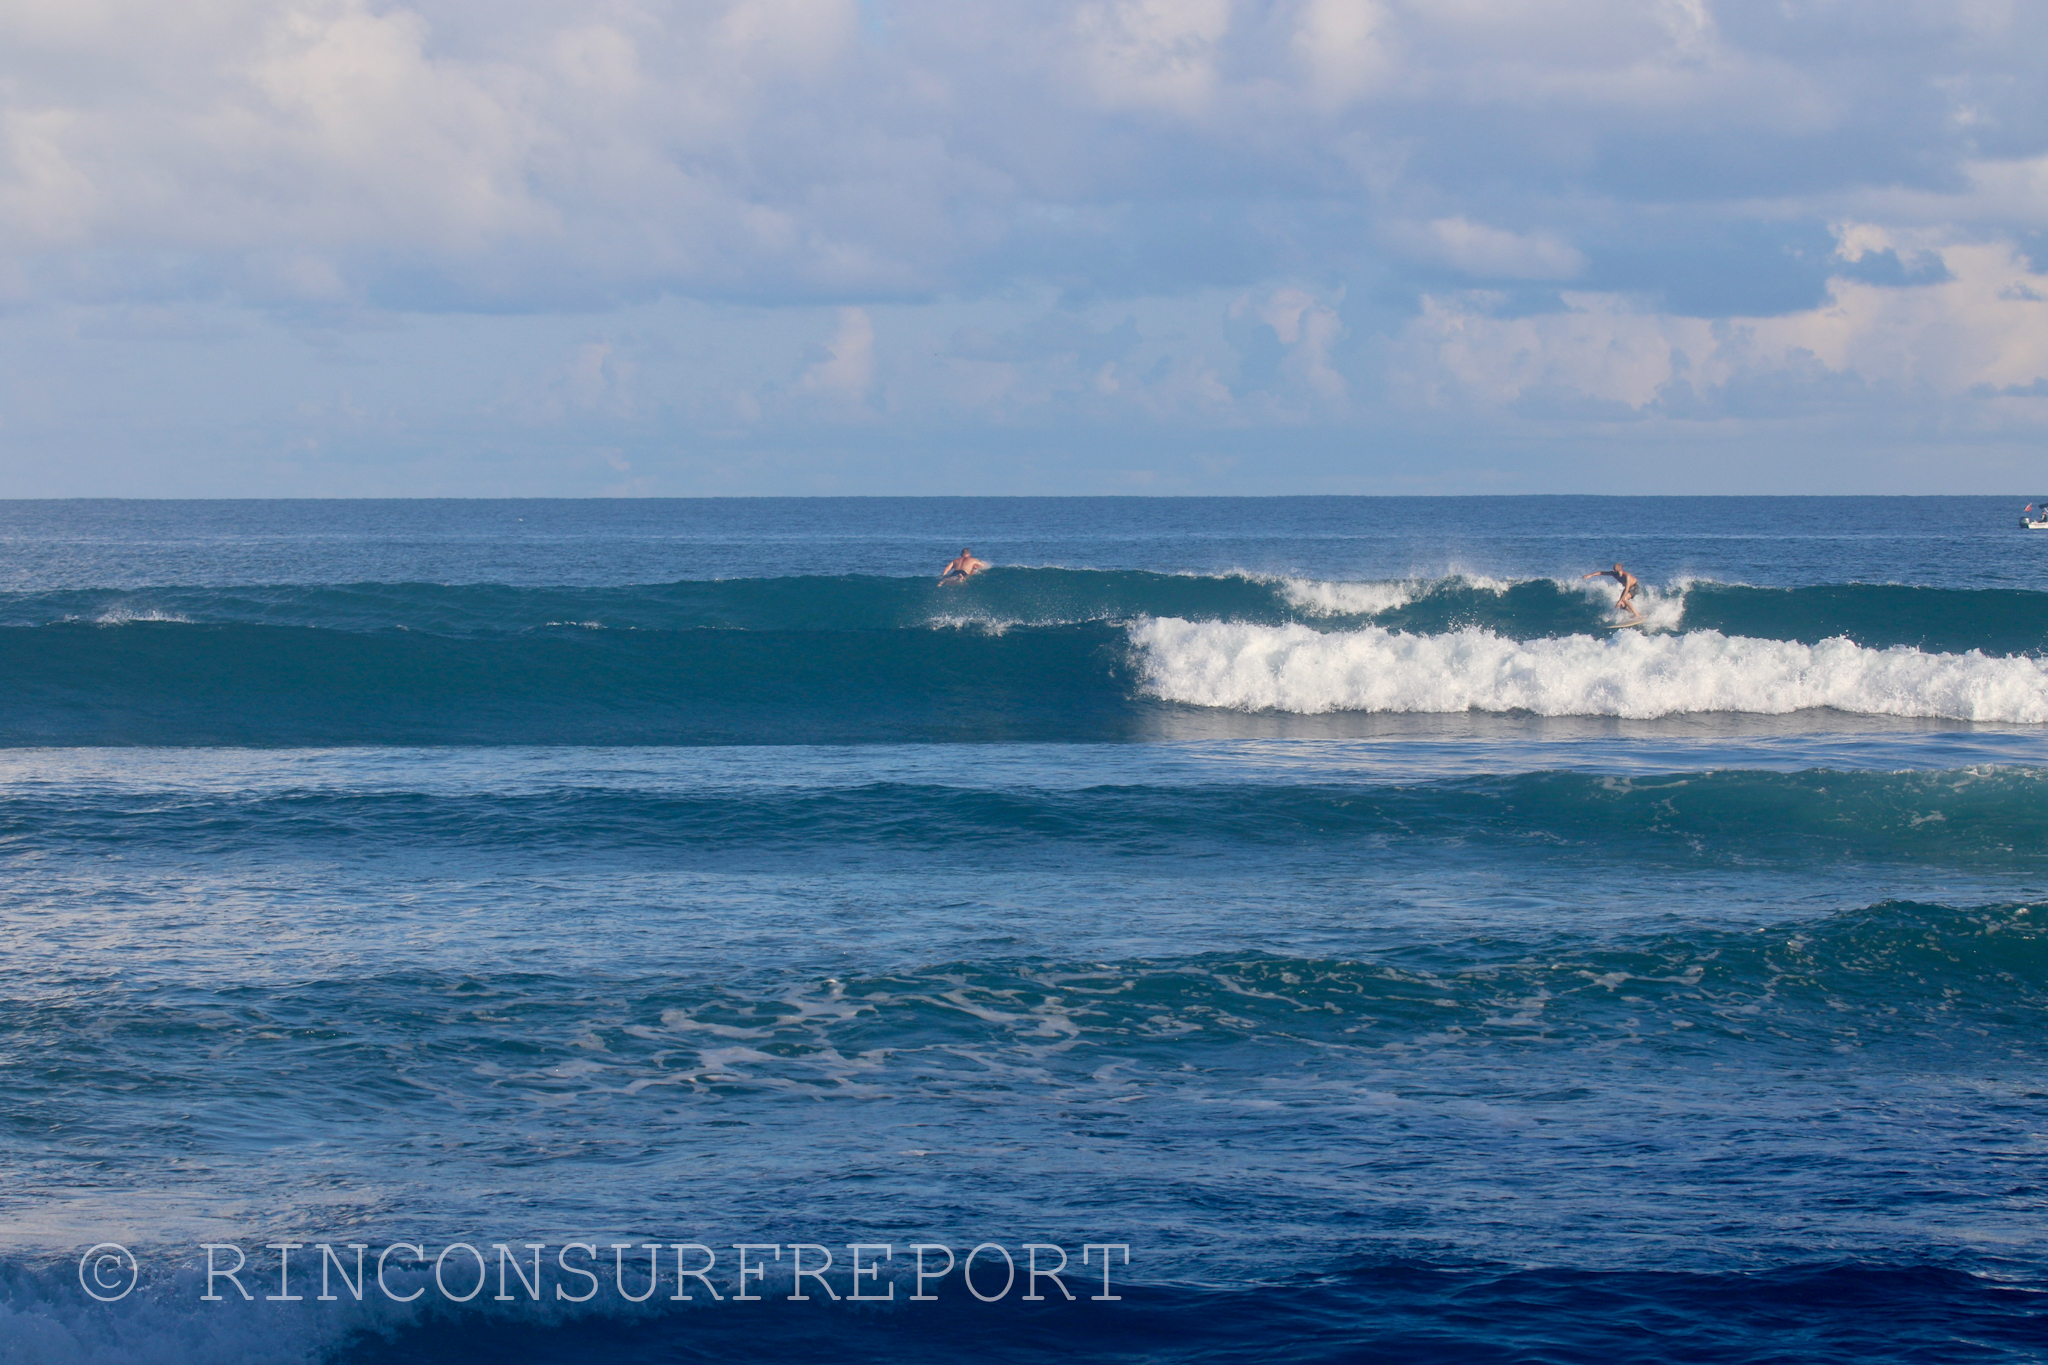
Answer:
[7,572,2047,653]
[5,770,2044,865]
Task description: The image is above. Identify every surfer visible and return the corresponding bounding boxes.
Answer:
[939,547,988,585]
[1583,563,1643,621]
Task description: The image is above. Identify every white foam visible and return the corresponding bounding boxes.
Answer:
[1277,578,1419,617]
[1630,588,1688,633]
[925,613,1015,634]
[1581,579,1688,632]
[1129,619,2048,722]
[79,609,193,626]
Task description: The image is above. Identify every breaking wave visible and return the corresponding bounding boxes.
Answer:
[1130,619,2048,722]
[4,572,2044,653]
[2,571,2044,742]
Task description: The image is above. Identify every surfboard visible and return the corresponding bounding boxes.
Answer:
[1604,620,1648,630]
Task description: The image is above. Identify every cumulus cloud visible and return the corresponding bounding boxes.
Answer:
[1394,225,2048,413]
[0,0,2045,491]
[0,0,544,254]
[0,0,2033,310]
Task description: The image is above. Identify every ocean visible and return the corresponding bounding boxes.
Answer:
[1,496,2044,1363]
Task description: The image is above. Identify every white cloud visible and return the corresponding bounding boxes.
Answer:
[0,0,2037,310]
[0,0,2046,491]
[1248,286,1348,402]
[0,0,540,252]
[1395,225,2048,411]
[799,306,877,401]
[1844,152,2048,230]
[1071,0,1233,116]
[0,0,904,299]
[1387,217,1586,280]
[566,340,635,413]
[1292,0,1393,111]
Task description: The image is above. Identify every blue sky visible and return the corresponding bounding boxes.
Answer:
[1,0,2045,495]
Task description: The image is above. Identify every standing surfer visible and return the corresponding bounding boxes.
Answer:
[939,547,989,584]
[1583,563,1643,621]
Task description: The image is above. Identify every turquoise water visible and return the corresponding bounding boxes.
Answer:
[2,498,2045,1363]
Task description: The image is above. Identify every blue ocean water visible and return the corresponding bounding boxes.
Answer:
[2,496,2045,1364]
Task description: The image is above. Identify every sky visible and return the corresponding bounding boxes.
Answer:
[1,0,2046,496]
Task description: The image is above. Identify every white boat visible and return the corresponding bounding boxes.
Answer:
[2025,503,2048,529]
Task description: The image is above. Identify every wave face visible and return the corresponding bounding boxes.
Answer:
[0,571,1294,635]
[4,571,2045,743]
[0,618,1141,744]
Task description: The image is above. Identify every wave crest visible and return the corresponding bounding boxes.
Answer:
[6,574,2047,655]
[1278,576,1421,617]
[1129,619,2048,722]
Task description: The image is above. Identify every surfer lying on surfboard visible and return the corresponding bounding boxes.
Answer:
[1583,562,1643,622]
[939,547,989,585]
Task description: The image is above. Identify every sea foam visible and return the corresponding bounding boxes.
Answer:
[1277,577,1419,617]
[1129,619,2048,722]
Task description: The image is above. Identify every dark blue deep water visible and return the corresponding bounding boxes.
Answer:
[2,497,2045,1363]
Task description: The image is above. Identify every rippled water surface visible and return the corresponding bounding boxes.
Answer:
[2,498,2045,1364]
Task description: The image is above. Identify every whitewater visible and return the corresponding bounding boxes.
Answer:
[1130,617,2048,721]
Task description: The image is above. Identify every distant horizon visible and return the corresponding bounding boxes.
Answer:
[0,492,2039,503]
